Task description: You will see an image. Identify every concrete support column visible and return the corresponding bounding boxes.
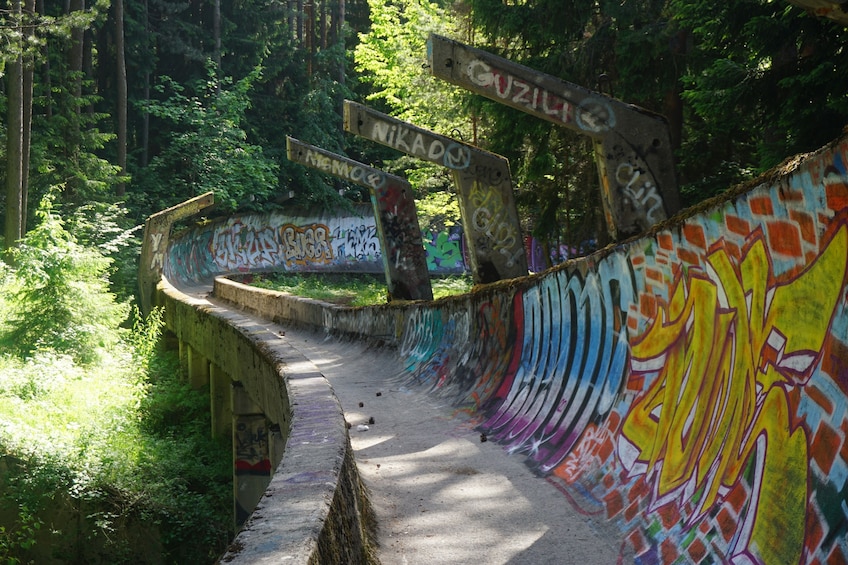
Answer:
[162,330,179,352]
[232,383,271,529]
[210,364,233,439]
[178,340,188,377]
[187,345,210,389]
[269,423,286,472]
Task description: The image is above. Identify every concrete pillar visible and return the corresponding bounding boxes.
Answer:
[210,364,232,439]
[187,345,210,389]
[286,136,433,301]
[178,340,188,377]
[344,101,528,283]
[269,423,286,472]
[232,383,271,529]
[162,329,179,352]
[427,34,681,240]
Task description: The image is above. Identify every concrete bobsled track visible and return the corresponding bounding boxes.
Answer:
[158,133,848,564]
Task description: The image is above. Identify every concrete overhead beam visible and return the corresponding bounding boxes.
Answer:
[427,33,681,240]
[344,100,528,283]
[286,136,433,301]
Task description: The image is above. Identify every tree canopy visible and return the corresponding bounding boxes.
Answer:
[0,0,845,265]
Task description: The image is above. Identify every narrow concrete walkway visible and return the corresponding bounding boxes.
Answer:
[280,326,623,565]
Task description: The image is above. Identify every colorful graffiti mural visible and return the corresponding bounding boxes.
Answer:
[164,136,848,563]
[391,137,848,563]
[164,206,470,285]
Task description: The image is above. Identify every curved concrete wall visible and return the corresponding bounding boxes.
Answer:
[165,205,468,286]
[210,133,848,564]
[155,279,375,563]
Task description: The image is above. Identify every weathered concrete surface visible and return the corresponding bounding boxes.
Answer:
[139,191,215,314]
[344,100,528,283]
[286,136,434,301]
[427,34,680,239]
[207,132,848,563]
[278,327,623,564]
[788,0,848,24]
[156,280,376,564]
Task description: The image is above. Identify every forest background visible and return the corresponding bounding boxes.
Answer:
[0,0,846,562]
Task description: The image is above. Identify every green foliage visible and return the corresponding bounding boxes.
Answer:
[431,274,473,299]
[1,195,129,365]
[0,309,231,564]
[415,189,462,233]
[0,0,110,65]
[248,272,472,304]
[64,201,144,302]
[131,352,233,561]
[0,503,43,564]
[134,63,279,215]
[354,0,468,132]
[251,272,389,305]
[125,306,165,372]
[27,65,126,211]
[673,0,848,192]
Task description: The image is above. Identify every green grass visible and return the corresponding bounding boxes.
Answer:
[0,296,232,563]
[245,272,474,305]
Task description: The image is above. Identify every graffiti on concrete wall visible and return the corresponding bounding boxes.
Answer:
[467,179,525,269]
[480,256,635,473]
[423,227,468,272]
[332,222,380,262]
[148,230,166,270]
[392,137,848,563]
[620,223,847,563]
[234,414,272,525]
[164,207,470,284]
[158,136,848,562]
[211,220,334,272]
[557,142,848,563]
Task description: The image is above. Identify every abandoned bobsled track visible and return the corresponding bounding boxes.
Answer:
[148,133,848,564]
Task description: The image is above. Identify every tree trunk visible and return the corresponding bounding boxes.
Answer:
[116,0,128,195]
[65,0,85,197]
[68,0,85,97]
[4,0,24,257]
[306,1,313,77]
[21,0,36,235]
[320,0,327,50]
[297,0,303,43]
[213,0,221,68]
[336,0,345,84]
[141,0,150,166]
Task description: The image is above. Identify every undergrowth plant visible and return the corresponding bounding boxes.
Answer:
[248,272,473,305]
[0,194,128,365]
[0,281,232,563]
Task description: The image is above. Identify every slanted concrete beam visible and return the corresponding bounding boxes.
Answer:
[427,34,680,240]
[138,192,215,315]
[787,0,848,25]
[286,136,433,301]
[344,100,527,283]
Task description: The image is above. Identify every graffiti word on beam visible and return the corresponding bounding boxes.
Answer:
[344,100,527,284]
[427,33,680,240]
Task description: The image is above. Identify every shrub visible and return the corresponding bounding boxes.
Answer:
[1,195,129,365]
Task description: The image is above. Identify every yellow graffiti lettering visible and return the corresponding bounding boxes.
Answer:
[620,225,847,562]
